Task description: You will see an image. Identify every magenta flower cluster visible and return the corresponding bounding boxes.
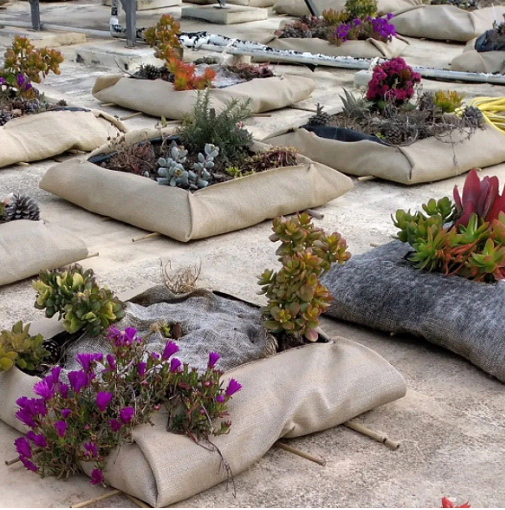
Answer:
[14,326,241,488]
[333,14,396,45]
[366,57,421,104]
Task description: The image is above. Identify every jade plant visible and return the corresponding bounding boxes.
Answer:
[258,213,350,347]
[14,327,241,484]
[393,169,505,282]
[32,265,125,336]
[0,322,49,373]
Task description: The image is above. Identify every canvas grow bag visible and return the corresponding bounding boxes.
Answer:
[39,129,353,242]
[92,75,315,120]
[0,220,88,286]
[392,5,505,42]
[273,0,421,16]
[264,123,505,185]
[0,285,406,507]
[451,38,505,74]
[188,0,273,5]
[266,35,408,60]
[321,240,505,382]
[0,109,126,169]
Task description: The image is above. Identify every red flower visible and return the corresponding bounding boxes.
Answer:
[441,497,471,508]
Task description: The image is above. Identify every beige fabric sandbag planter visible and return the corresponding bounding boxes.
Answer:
[92,75,315,120]
[392,5,505,42]
[451,39,505,74]
[0,319,406,506]
[0,220,88,286]
[0,109,126,169]
[39,129,353,242]
[264,124,505,185]
[273,0,421,16]
[266,35,408,59]
[187,0,273,5]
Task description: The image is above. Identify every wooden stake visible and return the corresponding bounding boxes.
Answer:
[251,113,272,118]
[369,242,382,248]
[276,441,326,466]
[100,102,116,107]
[120,111,143,121]
[17,162,30,166]
[83,251,99,260]
[344,421,400,450]
[68,149,86,155]
[305,208,324,220]
[357,175,376,181]
[132,232,161,243]
[70,489,121,508]
[125,494,151,508]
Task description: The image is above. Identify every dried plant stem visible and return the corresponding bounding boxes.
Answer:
[120,111,143,121]
[132,232,161,243]
[276,441,326,466]
[70,489,121,508]
[344,421,400,450]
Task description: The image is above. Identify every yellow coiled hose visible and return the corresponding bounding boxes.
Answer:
[467,97,505,136]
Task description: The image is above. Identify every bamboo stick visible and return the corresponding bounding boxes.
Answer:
[305,208,324,220]
[83,252,99,260]
[70,489,121,508]
[120,111,143,121]
[17,161,30,166]
[276,441,326,466]
[357,175,376,181]
[68,149,86,154]
[343,421,400,450]
[125,494,151,508]
[369,242,382,247]
[100,102,116,107]
[132,232,161,243]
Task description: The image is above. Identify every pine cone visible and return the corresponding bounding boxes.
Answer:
[383,124,405,145]
[461,106,484,128]
[4,193,40,222]
[137,64,163,80]
[308,103,332,126]
[0,110,11,126]
[42,339,60,365]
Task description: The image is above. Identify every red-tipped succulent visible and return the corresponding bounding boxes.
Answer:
[441,497,471,508]
[454,168,505,227]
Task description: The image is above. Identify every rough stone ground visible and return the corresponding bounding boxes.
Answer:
[0,1,504,507]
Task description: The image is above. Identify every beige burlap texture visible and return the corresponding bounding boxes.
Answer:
[273,0,421,16]
[264,124,505,185]
[39,131,353,242]
[0,110,126,169]
[186,0,273,5]
[92,75,315,120]
[266,35,408,59]
[0,220,88,286]
[0,338,406,506]
[392,5,505,42]
[451,39,505,74]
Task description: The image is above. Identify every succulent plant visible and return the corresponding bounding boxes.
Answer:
[344,0,378,19]
[258,213,351,344]
[433,90,465,113]
[32,265,125,336]
[0,321,48,373]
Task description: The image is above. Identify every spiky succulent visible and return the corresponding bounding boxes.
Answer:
[33,265,125,336]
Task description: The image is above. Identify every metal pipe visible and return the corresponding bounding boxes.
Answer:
[0,19,111,37]
[28,0,40,31]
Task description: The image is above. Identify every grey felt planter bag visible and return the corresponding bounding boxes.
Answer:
[322,240,505,382]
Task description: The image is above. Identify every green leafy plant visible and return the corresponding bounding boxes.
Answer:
[393,169,505,282]
[0,321,49,372]
[143,14,181,62]
[258,214,350,346]
[178,89,253,163]
[32,265,125,336]
[433,90,465,113]
[14,327,241,484]
[343,0,378,19]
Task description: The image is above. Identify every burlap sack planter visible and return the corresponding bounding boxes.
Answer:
[264,123,505,184]
[321,240,505,382]
[0,109,126,169]
[392,5,505,42]
[187,0,273,5]
[0,286,406,506]
[451,38,505,74]
[0,220,88,286]
[92,75,315,120]
[39,130,353,242]
[273,0,421,16]
[266,35,408,59]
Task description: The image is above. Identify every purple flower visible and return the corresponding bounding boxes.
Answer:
[0,77,5,85]
[107,326,138,347]
[119,407,134,424]
[225,378,242,397]
[68,370,89,393]
[46,366,62,385]
[208,352,220,368]
[26,431,47,448]
[216,394,225,403]
[15,397,47,428]
[83,441,98,459]
[20,455,38,472]
[58,383,69,399]
[90,468,104,485]
[16,74,25,87]
[33,379,56,401]
[61,408,71,419]
[54,420,67,437]
[137,362,147,376]
[162,341,179,360]
[105,354,116,372]
[14,437,32,458]
[96,392,113,412]
[108,419,122,432]
[77,353,103,372]
[170,358,181,373]
[15,409,37,428]
[151,352,160,360]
